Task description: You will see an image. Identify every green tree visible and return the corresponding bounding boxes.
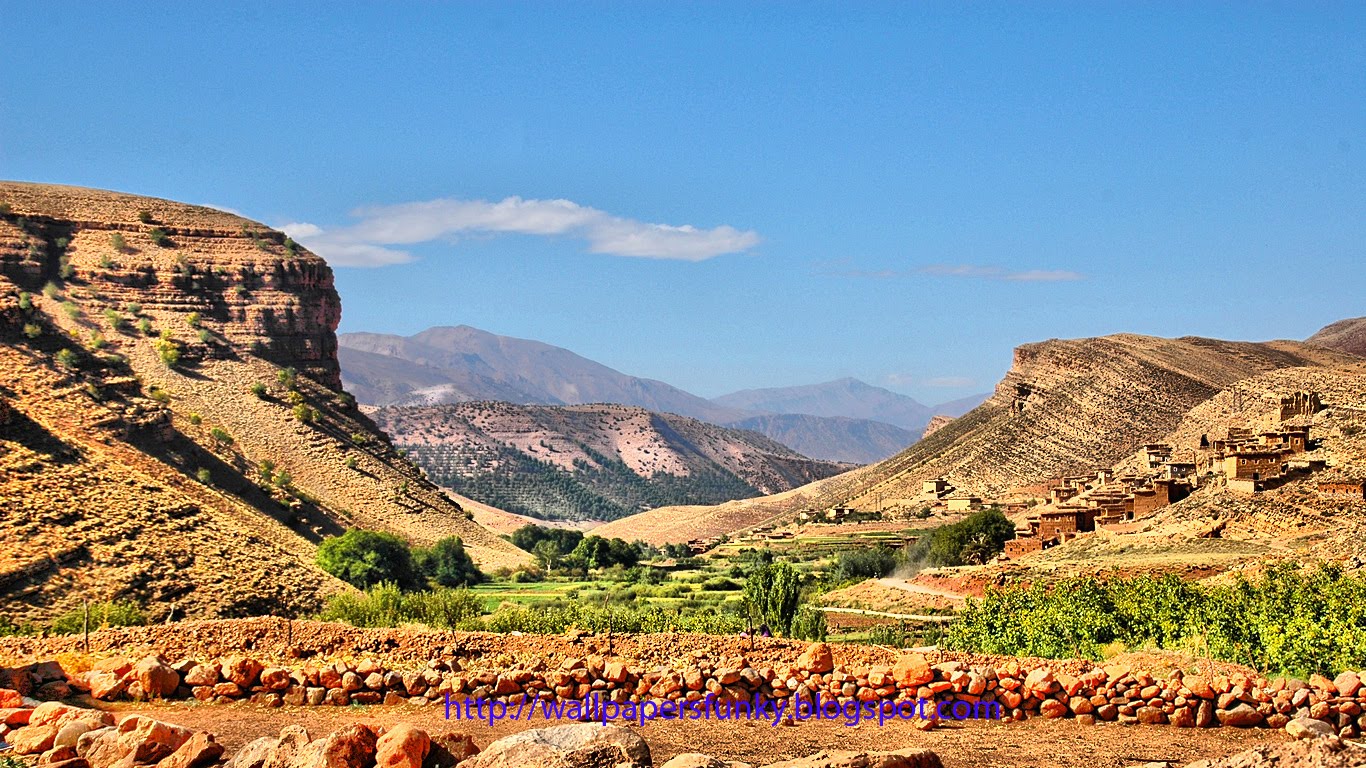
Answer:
[743,560,803,636]
[317,529,422,590]
[415,537,484,588]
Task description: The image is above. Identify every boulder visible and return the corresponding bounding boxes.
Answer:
[1332,672,1362,698]
[155,732,224,768]
[1216,703,1264,728]
[1,707,33,726]
[797,644,834,675]
[1039,699,1067,719]
[86,672,126,701]
[183,665,219,688]
[374,723,429,768]
[224,737,279,768]
[287,724,377,768]
[1285,717,1338,740]
[426,733,480,768]
[263,725,311,768]
[134,657,181,700]
[223,658,264,688]
[1023,668,1056,697]
[259,668,291,692]
[11,724,60,754]
[39,744,79,764]
[891,655,933,688]
[761,749,942,768]
[460,724,650,768]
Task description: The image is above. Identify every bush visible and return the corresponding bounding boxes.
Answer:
[154,331,181,366]
[49,601,146,634]
[344,455,358,470]
[188,412,202,425]
[415,537,484,588]
[138,317,154,335]
[125,301,142,315]
[701,577,742,591]
[320,583,484,630]
[88,331,107,350]
[17,291,31,310]
[906,507,1015,567]
[55,348,78,368]
[99,254,115,269]
[293,403,317,423]
[317,529,423,590]
[42,281,60,299]
[198,329,212,343]
[209,426,233,445]
[250,382,267,398]
[196,468,212,484]
[138,210,154,224]
[148,228,171,247]
[830,546,900,583]
[186,312,201,328]
[277,367,298,389]
[103,308,124,330]
[148,387,171,404]
[23,323,41,339]
[790,606,828,641]
[110,233,127,252]
[61,301,80,320]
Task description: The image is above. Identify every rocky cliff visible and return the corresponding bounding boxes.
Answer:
[598,333,1356,544]
[0,182,527,622]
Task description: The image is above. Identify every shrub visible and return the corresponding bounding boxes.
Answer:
[830,546,900,583]
[138,210,154,224]
[103,308,124,330]
[125,301,142,315]
[42,281,60,299]
[249,382,267,398]
[209,427,233,445]
[188,412,202,425]
[790,606,828,641]
[148,228,171,247]
[23,323,41,339]
[49,601,146,634]
[234,285,248,297]
[701,577,742,591]
[88,331,106,350]
[154,331,181,366]
[344,456,358,469]
[17,291,31,310]
[99,254,115,269]
[905,507,1015,567]
[138,317,154,335]
[110,233,127,252]
[284,237,299,255]
[415,537,484,588]
[350,432,368,445]
[277,366,298,389]
[55,348,78,368]
[196,468,212,484]
[319,584,483,630]
[58,258,75,279]
[316,529,422,590]
[61,301,80,320]
[293,403,316,423]
[198,329,212,343]
[148,387,171,404]
[186,312,201,328]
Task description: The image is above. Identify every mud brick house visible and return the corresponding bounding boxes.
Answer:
[1133,478,1192,516]
[1143,443,1172,469]
[1317,477,1366,500]
[921,478,951,497]
[1037,503,1095,541]
[1222,449,1288,482]
[944,493,982,512]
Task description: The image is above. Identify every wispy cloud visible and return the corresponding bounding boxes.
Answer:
[919,264,1084,282]
[282,196,761,267]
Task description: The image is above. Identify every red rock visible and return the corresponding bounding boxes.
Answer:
[12,724,60,754]
[1068,696,1094,715]
[40,744,79,764]
[133,657,180,700]
[1333,672,1362,698]
[1136,707,1167,725]
[155,732,223,768]
[1170,707,1195,728]
[91,658,131,678]
[1185,677,1216,699]
[1309,674,1336,694]
[1023,668,1056,697]
[1039,699,1067,719]
[222,658,264,689]
[797,644,834,675]
[1217,703,1264,728]
[183,665,218,687]
[0,689,25,708]
[213,683,243,698]
[375,723,429,768]
[892,654,933,688]
[2,707,32,726]
[290,724,378,768]
[87,672,125,701]
[259,668,291,692]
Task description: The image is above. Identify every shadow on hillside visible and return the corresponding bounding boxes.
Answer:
[0,408,82,465]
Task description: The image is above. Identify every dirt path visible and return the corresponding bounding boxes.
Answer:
[103,701,1285,768]
[818,606,954,623]
[876,577,966,601]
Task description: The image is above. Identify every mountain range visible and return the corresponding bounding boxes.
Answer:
[338,327,986,463]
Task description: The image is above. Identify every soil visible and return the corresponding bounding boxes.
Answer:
[101,699,1288,768]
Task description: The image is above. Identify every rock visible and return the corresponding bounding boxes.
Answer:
[39,744,79,764]
[155,732,224,768]
[1170,707,1195,728]
[1136,707,1167,725]
[1216,703,1264,728]
[1023,668,1056,697]
[86,672,126,701]
[1195,700,1215,728]
[55,722,100,749]
[891,654,933,688]
[1286,717,1338,740]
[31,703,107,730]
[11,724,60,754]
[425,734,479,768]
[1332,672,1362,698]
[797,644,834,675]
[2,707,33,726]
[223,658,264,688]
[288,724,377,768]
[37,681,73,701]
[47,760,90,768]
[1039,699,1068,719]
[224,737,279,768]
[375,723,428,768]
[460,724,650,768]
[761,749,942,768]
[659,755,753,768]
[259,668,291,692]
[264,725,311,768]
[134,657,181,700]
[183,665,218,687]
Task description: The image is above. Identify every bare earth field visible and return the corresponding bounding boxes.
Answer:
[100,699,1284,768]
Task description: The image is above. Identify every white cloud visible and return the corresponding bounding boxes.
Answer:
[283,196,760,267]
[919,264,1084,282]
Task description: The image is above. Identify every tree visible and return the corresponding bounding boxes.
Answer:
[316,529,421,590]
[416,537,483,588]
[743,561,803,636]
[923,507,1015,567]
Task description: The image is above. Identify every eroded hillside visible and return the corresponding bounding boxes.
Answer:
[596,333,1356,544]
[0,182,527,622]
[370,401,850,522]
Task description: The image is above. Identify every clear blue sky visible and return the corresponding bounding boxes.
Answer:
[3,3,1362,402]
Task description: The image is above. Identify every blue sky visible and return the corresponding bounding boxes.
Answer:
[2,3,1362,402]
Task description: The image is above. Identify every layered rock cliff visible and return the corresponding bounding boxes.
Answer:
[0,182,527,622]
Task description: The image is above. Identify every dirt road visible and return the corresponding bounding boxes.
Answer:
[105,700,1285,768]
[876,577,967,601]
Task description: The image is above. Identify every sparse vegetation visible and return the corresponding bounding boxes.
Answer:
[23,323,41,339]
[61,300,80,320]
[186,311,201,328]
[138,317,154,335]
[154,331,182,366]
[55,348,78,369]
[196,468,212,484]
[103,308,125,330]
[42,281,60,299]
[197,328,212,343]
[99,254,116,269]
[277,366,298,389]
[125,301,142,315]
[88,331,107,350]
[209,427,233,445]
[293,403,318,423]
[49,601,147,635]
[345,455,359,469]
[110,232,127,252]
[18,291,31,310]
[188,412,202,425]
[138,210,154,224]
[148,227,172,247]
[148,387,171,404]
[250,382,267,398]
[59,257,75,279]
